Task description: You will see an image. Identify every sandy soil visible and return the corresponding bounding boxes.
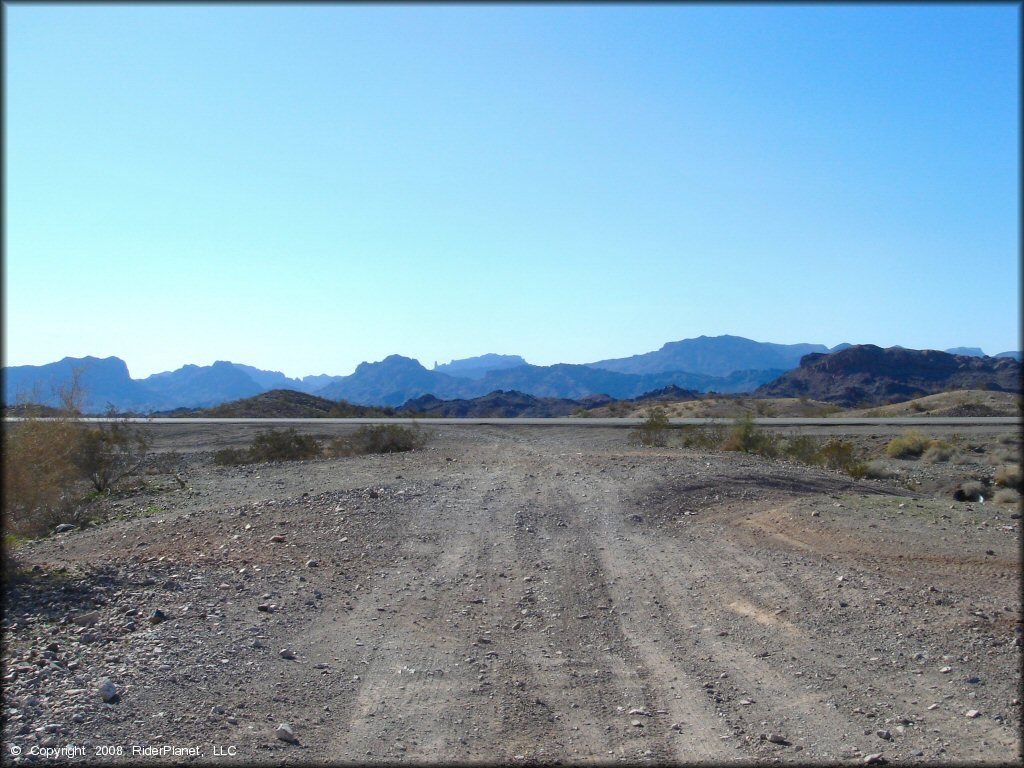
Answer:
[3,424,1021,765]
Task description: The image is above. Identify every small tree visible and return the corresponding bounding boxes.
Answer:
[629,406,670,447]
[72,408,150,492]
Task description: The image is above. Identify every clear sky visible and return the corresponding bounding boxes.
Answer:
[4,4,1019,379]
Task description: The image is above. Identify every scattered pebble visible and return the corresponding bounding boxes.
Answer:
[97,678,118,703]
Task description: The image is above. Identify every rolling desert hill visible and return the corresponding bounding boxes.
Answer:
[161,390,394,419]
[755,345,1022,406]
[400,390,612,418]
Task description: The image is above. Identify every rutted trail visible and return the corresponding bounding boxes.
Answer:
[3,426,1020,765]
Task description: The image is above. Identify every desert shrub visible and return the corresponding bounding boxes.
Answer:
[994,465,1022,491]
[994,448,1020,464]
[885,430,934,459]
[921,441,955,464]
[783,435,822,464]
[73,417,150,492]
[817,439,867,478]
[213,447,251,466]
[863,460,898,480]
[327,401,396,418]
[629,407,670,447]
[3,417,82,537]
[722,414,779,457]
[678,423,725,449]
[607,401,630,417]
[148,450,185,475]
[3,375,150,583]
[754,400,776,417]
[214,428,322,465]
[954,480,987,502]
[251,428,321,461]
[993,488,1021,506]
[330,424,425,456]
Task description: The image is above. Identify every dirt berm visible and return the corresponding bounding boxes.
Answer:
[3,425,1020,764]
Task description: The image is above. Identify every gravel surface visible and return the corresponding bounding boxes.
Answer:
[3,424,1021,764]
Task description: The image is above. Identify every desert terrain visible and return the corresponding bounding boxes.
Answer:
[3,419,1021,765]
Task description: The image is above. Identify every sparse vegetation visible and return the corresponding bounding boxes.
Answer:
[677,423,725,449]
[954,480,987,502]
[863,460,899,480]
[921,441,956,464]
[886,430,935,459]
[815,439,867,477]
[73,410,150,491]
[329,424,425,456]
[214,427,322,465]
[994,464,1022,491]
[628,407,670,447]
[3,416,83,538]
[807,403,842,417]
[993,488,1021,506]
[2,375,150,582]
[633,414,867,478]
[722,414,779,457]
[783,434,824,465]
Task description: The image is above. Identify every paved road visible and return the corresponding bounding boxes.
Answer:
[11,416,1019,427]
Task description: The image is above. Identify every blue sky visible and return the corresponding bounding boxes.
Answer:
[5,4,1019,378]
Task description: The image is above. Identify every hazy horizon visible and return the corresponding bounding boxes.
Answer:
[5,333,1021,382]
[6,5,1019,379]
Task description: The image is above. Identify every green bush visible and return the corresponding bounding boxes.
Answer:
[214,428,322,465]
[329,424,425,456]
[628,407,670,447]
[3,417,82,538]
[3,377,150,585]
[678,423,725,449]
[251,428,321,461]
[783,435,822,464]
[816,439,867,477]
[722,414,779,457]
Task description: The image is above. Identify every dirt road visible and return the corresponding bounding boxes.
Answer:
[4,426,1021,764]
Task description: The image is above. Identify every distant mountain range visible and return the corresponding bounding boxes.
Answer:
[3,335,1020,413]
[756,345,1022,406]
[589,335,852,376]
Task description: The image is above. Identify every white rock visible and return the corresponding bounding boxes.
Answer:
[276,722,298,743]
